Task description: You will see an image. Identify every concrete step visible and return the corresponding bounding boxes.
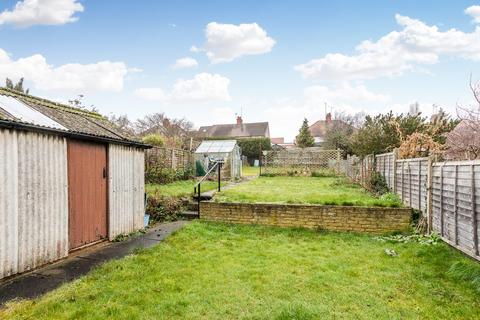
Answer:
[178,211,199,220]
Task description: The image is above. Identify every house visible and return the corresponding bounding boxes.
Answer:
[307,113,350,147]
[271,137,296,149]
[198,116,270,139]
[0,88,150,280]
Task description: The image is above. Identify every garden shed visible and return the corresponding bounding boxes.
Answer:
[195,140,242,179]
[0,88,149,280]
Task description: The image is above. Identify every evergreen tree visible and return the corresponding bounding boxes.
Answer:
[296,118,315,148]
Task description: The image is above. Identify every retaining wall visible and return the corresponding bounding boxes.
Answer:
[200,202,411,234]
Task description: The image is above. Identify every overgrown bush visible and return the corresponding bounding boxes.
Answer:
[368,171,389,195]
[142,134,165,146]
[146,192,185,221]
[237,137,271,164]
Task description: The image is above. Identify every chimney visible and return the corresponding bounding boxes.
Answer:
[326,112,332,124]
[236,116,243,125]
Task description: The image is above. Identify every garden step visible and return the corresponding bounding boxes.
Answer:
[178,211,199,220]
[186,202,198,211]
[192,192,214,200]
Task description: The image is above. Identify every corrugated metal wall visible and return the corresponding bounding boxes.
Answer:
[0,129,68,279]
[108,145,145,240]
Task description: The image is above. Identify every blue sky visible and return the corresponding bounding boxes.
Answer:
[1,0,480,140]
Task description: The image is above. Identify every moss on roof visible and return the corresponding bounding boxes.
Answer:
[0,87,104,120]
[0,87,141,145]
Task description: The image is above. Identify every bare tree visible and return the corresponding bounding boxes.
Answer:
[135,112,193,138]
[108,114,135,135]
[445,76,480,159]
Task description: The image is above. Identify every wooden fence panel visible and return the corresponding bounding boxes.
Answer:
[145,146,194,175]
[375,152,395,190]
[392,158,429,213]
[431,161,480,261]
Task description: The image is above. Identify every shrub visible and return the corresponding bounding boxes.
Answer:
[146,192,184,221]
[142,134,165,146]
[237,137,271,165]
[368,171,389,195]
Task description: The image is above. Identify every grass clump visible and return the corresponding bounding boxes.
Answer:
[448,261,480,293]
[215,176,402,207]
[1,222,479,319]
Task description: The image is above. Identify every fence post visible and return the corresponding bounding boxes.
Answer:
[440,163,444,237]
[401,161,405,202]
[426,156,433,233]
[408,162,412,207]
[392,149,398,193]
[418,160,422,212]
[171,149,175,169]
[471,164,478,256]
[336,149,341,174]
[454,165,458,245]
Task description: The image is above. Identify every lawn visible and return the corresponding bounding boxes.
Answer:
[1,222,479,319]
[146,180,222,198]
[214,176,402,207]
[242,165,260,177]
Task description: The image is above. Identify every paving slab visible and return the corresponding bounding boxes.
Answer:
[0,220,188,307]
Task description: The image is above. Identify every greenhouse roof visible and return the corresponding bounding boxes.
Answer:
[195,140,237,153]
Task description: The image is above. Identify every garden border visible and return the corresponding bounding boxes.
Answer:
[200,201,411,234]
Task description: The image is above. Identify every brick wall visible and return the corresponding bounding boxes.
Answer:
[200,202,411,234]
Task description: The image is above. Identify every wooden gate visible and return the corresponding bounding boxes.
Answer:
[68,140,108,250]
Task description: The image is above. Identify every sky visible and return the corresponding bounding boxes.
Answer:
[1,0,480,141]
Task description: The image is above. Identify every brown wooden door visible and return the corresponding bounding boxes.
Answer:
[68,140,108,250]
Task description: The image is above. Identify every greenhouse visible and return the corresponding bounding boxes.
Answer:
[194,140,242,179]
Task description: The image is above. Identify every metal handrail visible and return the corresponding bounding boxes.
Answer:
[194,160,223,217]
[194,161,220,190]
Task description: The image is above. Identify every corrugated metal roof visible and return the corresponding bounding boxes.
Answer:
[0,95,66,130]
[195,140,237,153]
[0,88,145,147]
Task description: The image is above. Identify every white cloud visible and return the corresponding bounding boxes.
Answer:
[466,5,480,24]
[304,84,391,107]
[0,0,84,27]
[172,57,198,69]
[262,84,393,141]
[134,87,167,102]
[198,22,275,63]
[295,9,480,81]
[0,48,129,92]
[135,73,231,103]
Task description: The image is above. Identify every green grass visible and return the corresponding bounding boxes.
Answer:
[2,222,479,319]
[242,165,260,177]
[146,180,223,198]
[214,176,402,207]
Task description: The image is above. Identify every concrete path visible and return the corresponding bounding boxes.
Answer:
[0,220,188,307]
